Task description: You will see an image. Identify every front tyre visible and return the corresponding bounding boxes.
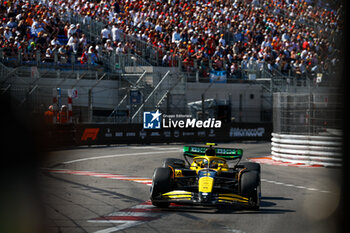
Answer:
[150,167,172,207]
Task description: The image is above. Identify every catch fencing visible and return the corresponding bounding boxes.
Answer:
[273,91,343,136]
[272,90,343,166]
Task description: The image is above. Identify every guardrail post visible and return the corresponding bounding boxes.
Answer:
[36,50,41,66]
[111,50,116,72]
[71,53,76,69]
[18,49,22,65]
[88,54,92,70]
[54,51,58,69]
[155,50,159,66]
[88,89,92,122]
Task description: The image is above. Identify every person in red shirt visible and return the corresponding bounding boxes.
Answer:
[302,40,309,50]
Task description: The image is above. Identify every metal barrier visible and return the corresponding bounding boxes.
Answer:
[0,47,153,74]
[271,133,342,167]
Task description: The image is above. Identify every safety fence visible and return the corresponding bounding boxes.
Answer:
[272,90,343,167]
[0,48,152,74]
[273,91,343,135]
[1,45,332,85]
[271,133,342,167]
[41,122,272,148]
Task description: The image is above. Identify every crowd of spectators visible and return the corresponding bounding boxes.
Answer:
[0,0,343,79]
[0,0,134,67]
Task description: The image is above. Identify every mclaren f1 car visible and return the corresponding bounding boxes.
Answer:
[150,143,261,210]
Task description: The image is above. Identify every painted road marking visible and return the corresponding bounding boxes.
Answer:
[46,169,153,186]
[61,150,181,165]
[248,156,323,167]
[89,200,181,233]
[128,146,181,150]
[92,221,145,233]
[260,178,330,193]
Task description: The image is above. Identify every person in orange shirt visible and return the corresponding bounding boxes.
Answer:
[25,13,33,26]
[59,105,68,124]
[44,105,55,124]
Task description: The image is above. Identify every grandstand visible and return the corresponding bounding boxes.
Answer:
[0,0,343,132]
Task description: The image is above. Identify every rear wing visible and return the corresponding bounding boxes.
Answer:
[183,145,243,160]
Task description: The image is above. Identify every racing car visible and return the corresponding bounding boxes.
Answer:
[150,143,261,210]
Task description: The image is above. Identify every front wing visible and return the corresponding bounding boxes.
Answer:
[154,190,249,206]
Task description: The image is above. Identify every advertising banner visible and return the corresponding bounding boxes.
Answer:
[209,70,227,83]
[75,122,272,146]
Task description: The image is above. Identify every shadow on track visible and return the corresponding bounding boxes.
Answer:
[42,171,144,203]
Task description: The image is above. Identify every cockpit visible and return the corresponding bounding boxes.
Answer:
[193,158,226,169]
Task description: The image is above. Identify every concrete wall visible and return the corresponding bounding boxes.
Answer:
[4,68,264,122]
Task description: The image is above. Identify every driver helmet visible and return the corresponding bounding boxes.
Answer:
[210,160,218,168]
[202,159,208,168]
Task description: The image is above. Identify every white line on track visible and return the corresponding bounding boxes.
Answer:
[103,212,160,217]
[92,221,145,233]
[261,178,330,193]
[127,146,158,149]
[128,146,181,150]
[61,150,181,164]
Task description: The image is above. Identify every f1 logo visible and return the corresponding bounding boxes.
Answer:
[81,128,100,141]
[143,110,162,129]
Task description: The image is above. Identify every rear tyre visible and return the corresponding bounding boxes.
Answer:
[150,167,173,207]
[240,161,261,173]
[162,158,185,169]
[240,170,261,210]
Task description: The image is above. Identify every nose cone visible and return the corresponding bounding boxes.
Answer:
[198,169,216,203]
[199,176,214,193]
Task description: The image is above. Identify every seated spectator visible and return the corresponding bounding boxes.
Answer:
[67,34,78,54]
[80,48,88,64]
[58,45,68,63]
[115,42,123,54]
[104,39,114,53]
[44,46,54,62]
[88,46,99,65]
